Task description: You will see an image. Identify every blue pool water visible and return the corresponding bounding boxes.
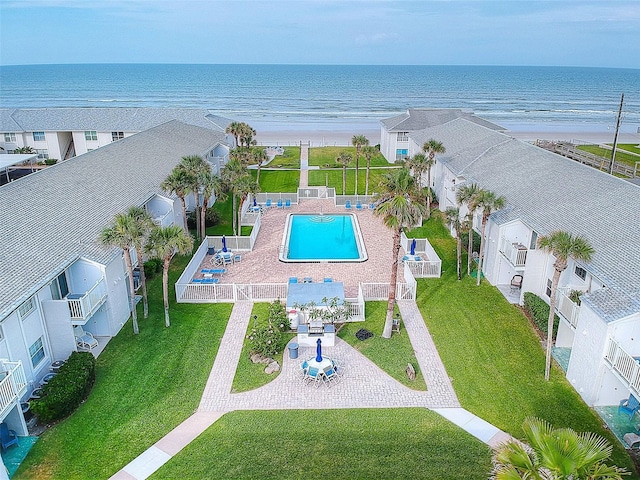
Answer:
[283,214,366,262]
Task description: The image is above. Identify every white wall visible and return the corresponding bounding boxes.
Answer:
[41,300,76,360]
[103,255,132,336]
[67,259,103,294]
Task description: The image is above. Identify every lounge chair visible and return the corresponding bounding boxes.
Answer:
[289,277,298,284]
[0,423,18,452]
[356,201,362,211]
[619,394,640,419]
[285,198,291,208]
[323,277,333,283]
[209,268,226,275]
[202,278,219,284]
[192,278,204,283]
[74,326,98,351]
[345,200,352,210]
[277,199,284,208]
[303,277,313,283]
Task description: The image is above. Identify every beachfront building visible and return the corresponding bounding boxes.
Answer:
[0,108,233,161]
[382,110,640,408]
[0,120,230,436]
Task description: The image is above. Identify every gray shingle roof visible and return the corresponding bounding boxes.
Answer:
[380,108,504,132]
[416,117,640,322]
[0,120,227,319]
[0,108,232,133]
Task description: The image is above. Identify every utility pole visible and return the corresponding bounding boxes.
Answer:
[609,93,624,175]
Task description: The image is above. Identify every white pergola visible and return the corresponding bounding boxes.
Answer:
[0,154,38,183]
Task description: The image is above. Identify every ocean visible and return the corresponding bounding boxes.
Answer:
[1,64,639,133]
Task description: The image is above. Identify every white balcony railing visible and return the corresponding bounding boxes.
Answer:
[556,287,581,329]
[67,277,107,322]
[0,360,28,420]
[152,210,173,227]
[604,337,640,394]
[499,237,528,268]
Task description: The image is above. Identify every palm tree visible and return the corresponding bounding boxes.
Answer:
[126,206,154,319]
[234,174,259,235]
[13,146,35,154]
[352,135,369,195]
[474,189,506,286]
[406,153,429,205]
[239,123,257,148]
[362,145,377,195]
[445,207,463,281]
[147,225,193,327]
[456,183,481,276]
[179,155,209,242]
[336,152,352,195]
[199,169,225,238]
[222,158,252,235]
[161,168,191,231]
[538,231,594,380]
[422,139,445,219]
[251,148,268,185]
[100,212,143,334]
[492,417,628,479]
[225,121,243,148]
[373,168,427,338]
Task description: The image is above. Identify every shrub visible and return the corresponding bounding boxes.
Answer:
[269,299,289,331]
[30,351,96,423]
[44,158,58,165]
[523,292,559,337]
[143,258,162,279]
[246,321,283,357]
[461,230,481,254]
[187,209,220,229]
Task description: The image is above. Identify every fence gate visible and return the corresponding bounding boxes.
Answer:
[235,284,252,301]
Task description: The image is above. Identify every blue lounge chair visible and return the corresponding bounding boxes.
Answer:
[0,423,18,452]
[192,278,204,283]
[345,200,352,210]
[619,394,640,419]
[289,277,298,284]
[356,201,362,211]
[208,268,226,275]
[202,278,220,284]
[285,198,291,208]
[277,199,284,208]
[323,277,333,283]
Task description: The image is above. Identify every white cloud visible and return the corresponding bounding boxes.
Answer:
[355,32,400,46]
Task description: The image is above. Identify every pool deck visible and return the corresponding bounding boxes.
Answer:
[198,198,405,297]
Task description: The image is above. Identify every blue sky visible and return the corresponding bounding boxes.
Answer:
[1,1,638,68]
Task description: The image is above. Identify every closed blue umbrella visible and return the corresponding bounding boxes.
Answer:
[253,196,257,207]
[316,338,323,362]
[410,238,416,256]
[222,235,227,252]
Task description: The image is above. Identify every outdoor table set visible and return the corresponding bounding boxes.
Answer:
[299,339,342,388]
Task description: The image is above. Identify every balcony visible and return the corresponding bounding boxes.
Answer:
[0,360,27,420]
[556,287,581,329]
[151,210,173,227]
[499,237,528,269]
[604,337,640,395]
[67,277,107,324]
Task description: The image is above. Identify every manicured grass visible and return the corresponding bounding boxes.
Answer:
[252,169,300,193]
[231,303,295,393]
[308,167,396,195]
[408,214,637,475]
[152,409,492,480]
[16,256,233,479]
[338,302,426,390]
[577,144,640,168]
[308,146,390,167]
[204,196,234,236]
[264,146,301,168]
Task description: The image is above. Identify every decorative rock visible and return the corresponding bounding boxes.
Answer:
[250,353,273,364]
[406,363,416,381]
[265,361,280,374]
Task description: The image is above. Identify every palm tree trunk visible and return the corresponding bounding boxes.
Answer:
[425,167,432,219]
[476,217,487,286]
[163,257,171,327]
[179,196,188,231]
[237,196,244,238]
[365,160,370,196]
[139,259,149,318]
[456,234,462,281]
[342,166,346,196]
[545,268,562,380]
[256,163,261,185]
[200,199,208,240]
[383,227,402,339]
[193,189,201,242]
[355,155,359,196]
[467,216,474,276]
[232,195,237,236]
[123,249,139,334]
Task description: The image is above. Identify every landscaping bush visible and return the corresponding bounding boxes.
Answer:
[143,258,162,279]
[246,322,283,357]
[30,351,96,423]
[523,292,559,337]
[461,230,481,254]
[44,158,58,165]
[269,299,289,331]
[187,209,220,229]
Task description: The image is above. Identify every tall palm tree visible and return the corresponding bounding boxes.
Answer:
[492,417,628,479]
[336,152,352,195]
[251,148,268,185]
[445,207,463,281]
[199,169,225,237]
[362,145,377,195]
[422,139,445,219]
[406,153,429,206]
[222,158,251,235]
[161,168,191,231]
[352,135,369,195]
[147,225,193,327]
[538,231,594,380]
[239,123,257,148]
[234,175,259,235]
[180,155,209,242]
[373,168,427,338]
[126,206,154,319]
[100,212,143,334]
[225,121,243,148]
[475,189,506,286]
[456,183,481,276]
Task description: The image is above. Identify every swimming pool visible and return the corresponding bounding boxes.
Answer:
[279,213,368,262]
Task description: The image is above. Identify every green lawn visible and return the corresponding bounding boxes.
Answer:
[252,169,300,193]
[577,143,640,168]
[264,146,301,168]
[407,214,637,475]
[308,146,390,168]
[152,409,492,480]
[308,167,396,195]
[15,256,233,479]
[338,302,426,390]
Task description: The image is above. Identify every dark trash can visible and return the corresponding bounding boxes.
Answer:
[288,342,299,359]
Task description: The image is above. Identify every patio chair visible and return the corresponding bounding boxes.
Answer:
[392,315,402,334]
[285,198,291,208]
[619,394,640,419]
[265,198,272,208]
[510,274,523,293]
[0,423,18,452]
[74,326,98,351]
[289,277,298,284]
[304,367,322,386]
[303,277,313,283]
[345,200,352,210]
[368,202,375,209]
[323,277,333,283]
[323,367,340,387]
[233,254,242,263]
[356,201,362,211]
[277,199,284,208]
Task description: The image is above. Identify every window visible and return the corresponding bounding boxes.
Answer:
[36,149,49,159]
[395,149,408,161]
[396,132,409,142]
[29,337,45,368]
[50,272,69,300]
[4,133,16,142]
[85,131,97,141]
[575,266,587,281]
[546,279,552,298]
[112,131,124,142]
[529,231,538,250]
[33,131,45,141]
[18,297,35,319]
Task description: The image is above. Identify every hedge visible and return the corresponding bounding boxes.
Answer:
[30,351,96,423]
[523,292,560,337]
